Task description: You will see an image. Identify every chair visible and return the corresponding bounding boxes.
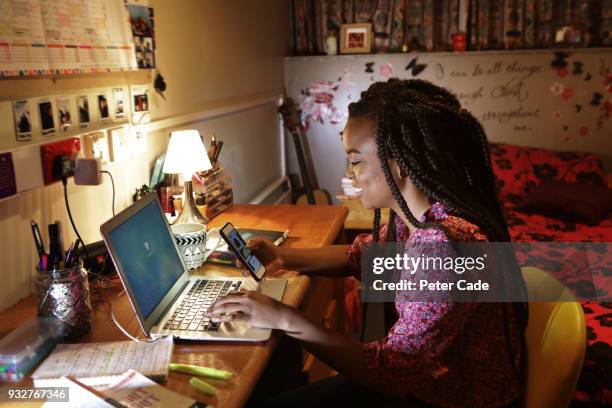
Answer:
[521,267,586,408]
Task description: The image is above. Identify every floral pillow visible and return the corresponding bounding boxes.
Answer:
[489,143,606,205]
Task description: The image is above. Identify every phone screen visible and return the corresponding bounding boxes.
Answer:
[221,223,265,280]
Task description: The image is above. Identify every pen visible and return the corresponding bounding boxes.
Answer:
[30,220,46,261]
[65,242,75,267]
[48,223,59,270]
[213,140,223,164]
[209,132,217,163]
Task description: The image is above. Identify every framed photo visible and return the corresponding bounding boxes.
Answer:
[112,88,125,119]
[97,92,110,123]
[77,95,90,128]
[56,96,72,132]
[38,98,56,137]
[340,23,372,54]
[13,100,32,141]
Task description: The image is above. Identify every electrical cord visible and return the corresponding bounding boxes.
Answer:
[94,290,169,343]
[63,179,89,260]
[101,170,116,216]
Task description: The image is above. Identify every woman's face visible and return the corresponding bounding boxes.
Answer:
[342,116,396,209]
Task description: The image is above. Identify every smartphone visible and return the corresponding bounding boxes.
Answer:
[220,222,266,281]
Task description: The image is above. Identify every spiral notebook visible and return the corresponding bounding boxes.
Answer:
[32,336,173,387]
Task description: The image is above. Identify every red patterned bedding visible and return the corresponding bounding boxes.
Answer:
[490,142,612,405]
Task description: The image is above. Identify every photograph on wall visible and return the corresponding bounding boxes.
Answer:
[97,92,110,123]
[142,37,155,68]
[130,85,150,124]
[38,99,56,137]
[83,131,110,163]
[131,126,147,155]
[127,4,156,69]
[109,126,132,162]
[56,96,72,132]
[13,100,32,141]
[113,87,125,118]
[77,95,90,127]
[132,87,149,113]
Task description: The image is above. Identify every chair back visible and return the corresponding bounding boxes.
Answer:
[521,267,586,408]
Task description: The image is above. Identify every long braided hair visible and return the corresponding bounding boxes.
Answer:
[348,78,528,387]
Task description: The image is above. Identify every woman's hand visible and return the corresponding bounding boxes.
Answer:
[205,291,294,330]
[237,238,285,277]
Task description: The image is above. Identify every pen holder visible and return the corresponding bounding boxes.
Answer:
[35,264,92,341]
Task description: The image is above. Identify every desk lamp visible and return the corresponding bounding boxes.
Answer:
[163,130,212,225]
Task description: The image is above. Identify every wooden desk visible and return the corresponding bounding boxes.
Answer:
[0,204,347,408]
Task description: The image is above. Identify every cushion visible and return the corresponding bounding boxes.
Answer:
[518,180,612,226]
[490,143,606,200]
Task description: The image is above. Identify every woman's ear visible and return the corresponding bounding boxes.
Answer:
[389,159,407,182]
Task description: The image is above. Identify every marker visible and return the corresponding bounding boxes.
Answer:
[30,221,46,261]
[188,377,217,396]
[168,363,233,380]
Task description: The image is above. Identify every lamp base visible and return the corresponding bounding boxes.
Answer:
[172,180,209,225]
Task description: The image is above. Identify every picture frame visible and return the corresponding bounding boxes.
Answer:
[340,23,372,54]
[38,98,56,137]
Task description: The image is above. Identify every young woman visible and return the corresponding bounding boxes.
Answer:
[208,79,527,408]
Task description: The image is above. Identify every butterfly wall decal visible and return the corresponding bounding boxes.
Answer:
[550,51,569,69]
[364,62,374,73]
[590,92,603,106]
[405,57,427,76]
[572,61,583,75]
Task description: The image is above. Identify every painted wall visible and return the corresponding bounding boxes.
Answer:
[284,49,612,202]
[0,0,290,312]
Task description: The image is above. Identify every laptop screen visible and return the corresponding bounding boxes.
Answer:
[108,199,185,319]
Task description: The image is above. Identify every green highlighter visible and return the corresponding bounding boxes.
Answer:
[189,377,218,396]
[168,363,234,380]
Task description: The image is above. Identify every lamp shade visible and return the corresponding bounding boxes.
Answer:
[162,130,212,177]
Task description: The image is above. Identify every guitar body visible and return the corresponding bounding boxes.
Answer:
[279,97,332,206]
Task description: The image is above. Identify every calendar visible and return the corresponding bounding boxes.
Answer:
[0,0,137,76]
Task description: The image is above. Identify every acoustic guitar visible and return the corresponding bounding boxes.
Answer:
[278,97,332,205]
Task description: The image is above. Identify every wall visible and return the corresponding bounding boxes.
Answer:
[0,0,290,312]
[284,49,612,202]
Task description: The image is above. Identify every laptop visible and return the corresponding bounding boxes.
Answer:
[100,192,287,341]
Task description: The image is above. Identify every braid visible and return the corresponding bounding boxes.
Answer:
[386,209,397,242]
[372,208,381,243]
[348,78,529,389]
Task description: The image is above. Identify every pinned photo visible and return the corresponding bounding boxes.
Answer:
[133,92,148,113]
[136,51,145,68]
[98,92,110,122]
[113,88,125,118]
[38,99,56,137]
[13,100,32,141]
[134,36,143,52]
[56,97,72,131]
[131,85,150,124]
[77,95,90,127]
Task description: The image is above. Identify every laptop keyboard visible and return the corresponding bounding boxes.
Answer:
[163,279,242,332]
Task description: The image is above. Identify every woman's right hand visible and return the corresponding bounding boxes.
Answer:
[238,238,284,276]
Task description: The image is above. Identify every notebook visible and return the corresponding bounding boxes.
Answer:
[31,336,173,387]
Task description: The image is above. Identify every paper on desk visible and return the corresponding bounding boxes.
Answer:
[32,336,173,387]
[96,369,204,408]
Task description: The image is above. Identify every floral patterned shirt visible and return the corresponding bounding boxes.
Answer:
[346,202,522,408]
